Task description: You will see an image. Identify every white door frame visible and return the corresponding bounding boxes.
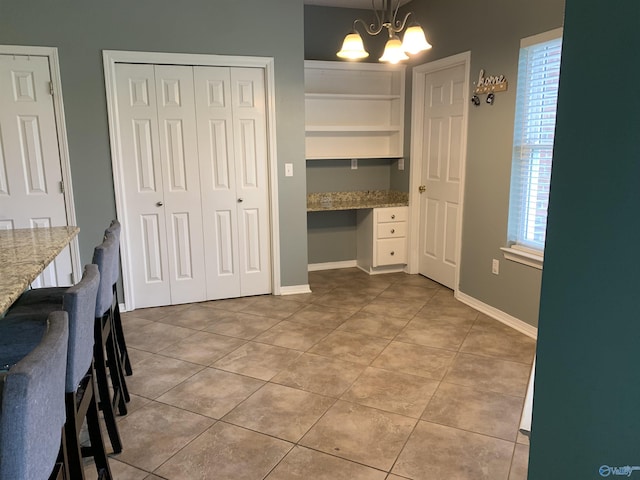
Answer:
[407,51,471,291]
[103,50,281,311]
[0,44,81,282]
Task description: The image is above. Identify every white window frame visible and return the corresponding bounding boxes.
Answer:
[502,28,563,270]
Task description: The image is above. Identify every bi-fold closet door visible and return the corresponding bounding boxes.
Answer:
[115,63,271,308]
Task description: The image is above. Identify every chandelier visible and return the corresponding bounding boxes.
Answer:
[337,0,432,64]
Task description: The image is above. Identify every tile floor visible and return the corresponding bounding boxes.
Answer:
[86,268,536,480]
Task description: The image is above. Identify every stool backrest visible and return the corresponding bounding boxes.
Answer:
[63,264,100,392]
[0,311,68,480]
[92,232,117,318]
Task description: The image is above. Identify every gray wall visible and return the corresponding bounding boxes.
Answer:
[405,0,565,326]
[0,0,309,290]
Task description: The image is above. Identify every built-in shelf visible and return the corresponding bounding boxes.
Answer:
[304,60,406,160]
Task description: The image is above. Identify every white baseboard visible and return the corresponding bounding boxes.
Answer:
[455,290,538,339]
[308,260,357,272]
[279,284,312,295]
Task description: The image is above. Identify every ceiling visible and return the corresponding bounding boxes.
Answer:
[304,0,411,8]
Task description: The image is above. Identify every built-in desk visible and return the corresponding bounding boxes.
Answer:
[0,226,79,313]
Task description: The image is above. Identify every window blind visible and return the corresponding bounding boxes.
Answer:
[508,32,563,252]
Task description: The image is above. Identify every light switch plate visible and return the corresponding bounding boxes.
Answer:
[398,158,405,170]
[351,158,358,170]
[285,163,293,177]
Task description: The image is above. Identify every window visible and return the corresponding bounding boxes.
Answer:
[503,28,563,269]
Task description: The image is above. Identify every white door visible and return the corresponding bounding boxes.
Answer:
[195,66,271,300]
[0,54,73,287]
[115,63,207,307]
[415,61,467,289]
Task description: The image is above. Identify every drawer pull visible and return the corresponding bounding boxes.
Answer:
[390,251,395,256]
[391,229,395,234]
[391,214,396,219]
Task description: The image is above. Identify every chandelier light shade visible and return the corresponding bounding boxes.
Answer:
[336,0,432,63]
[337,32,370,59]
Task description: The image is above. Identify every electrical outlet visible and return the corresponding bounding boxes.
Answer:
[351,158,358,170]
[398,158,405,171]
[492,259,500,275]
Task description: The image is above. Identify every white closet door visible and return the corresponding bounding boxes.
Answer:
[154,65,206,304]
[195,66,271,299]
[115,63,170,307]
[0,54,73,287]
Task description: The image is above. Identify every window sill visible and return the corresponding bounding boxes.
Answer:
[500,246,543,270]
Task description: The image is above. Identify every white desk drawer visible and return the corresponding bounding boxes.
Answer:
[376,207,408,223]
[375,238,407,266]
[376,221,407,239]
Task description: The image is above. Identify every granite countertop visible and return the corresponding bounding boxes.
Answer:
[307,190,409,212]
[0,226,79,313]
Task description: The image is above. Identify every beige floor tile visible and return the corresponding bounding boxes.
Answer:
[337,311,410,339]
[266,446,387,480]
[154,422,292,480]
[287,304,354,329]
[312,290,378,311]
[128,304,191,322]
[223,383,335,442]
[308,331,389,365]
[213,341,301,380]
[121,314,153,333]
[125,321,196,353]
[392,421,514,480]
[154,304,221,330]
[159,331,245,365]
[460,314,536,364]
[239,295,306,319]
[379,283,440,302]
[444,353,530,397]
[271,352,365,397]
[254,320,332,351]
[156,367,264,419]
[372,341,455,380]
[361,297,425,319]
[395,316,473,351]
[342,367,439,418]
[127,347,154,367]
[83,457,148,480]
[300,400,416,471]
[509,443,530,480]
[422,382,524,441]
[516,431,530,445]
[126,354,204,399]
[202,311,281,339]
[199,296,259,312]
[114,402,214,472]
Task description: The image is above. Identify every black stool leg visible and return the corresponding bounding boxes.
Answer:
[93,315,123,453]
[112,285,132,376]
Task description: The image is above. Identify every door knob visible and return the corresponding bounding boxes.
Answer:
[237,198,244,203]
[156,201,164,207]
[419,185,426,193]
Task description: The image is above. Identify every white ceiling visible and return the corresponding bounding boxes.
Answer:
[304,0,411,9]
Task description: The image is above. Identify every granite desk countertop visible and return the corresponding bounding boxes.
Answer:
[0,226,79,313]
[307,190,409,212]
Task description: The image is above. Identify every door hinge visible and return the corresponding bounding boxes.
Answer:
[59,181,64,194]
[48,81,54,95]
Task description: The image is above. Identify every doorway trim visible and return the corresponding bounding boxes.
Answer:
[0,44,81,282]
[407,51,471,291]
[103,50,281,311]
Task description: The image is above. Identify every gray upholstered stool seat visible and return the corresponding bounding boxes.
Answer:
[0,311,68,480]
[0,316,48,368]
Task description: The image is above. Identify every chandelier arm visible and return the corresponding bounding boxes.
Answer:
[354,17,384,36]
[390,11,413,34]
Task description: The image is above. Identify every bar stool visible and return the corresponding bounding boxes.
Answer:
[0,311,69,480]
[8,232,129,454]
[104,220,133,377]
[3,265,113,479]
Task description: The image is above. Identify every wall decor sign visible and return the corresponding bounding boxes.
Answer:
[473,69,508,94]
